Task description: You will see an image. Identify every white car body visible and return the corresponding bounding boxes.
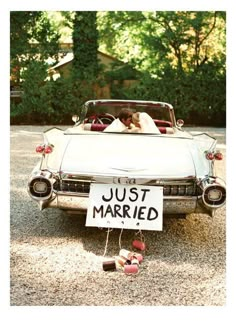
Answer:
[28,100,226,230]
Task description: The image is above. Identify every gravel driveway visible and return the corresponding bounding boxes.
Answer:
[10,125,226,306]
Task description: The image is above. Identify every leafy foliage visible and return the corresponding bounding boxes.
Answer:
[10,12,60,70]
[10,11,61,122]
[10,11,226,126]
[98,11,226,125]
[72,11,100,80]
[98,11,225,75]
[111,63,225,125]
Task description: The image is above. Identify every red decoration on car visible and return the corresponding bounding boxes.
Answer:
[214,152,223,160]
[36,145,45,153]
[206,152,215,160]
[36,144,53,154]
[44,145,53,154]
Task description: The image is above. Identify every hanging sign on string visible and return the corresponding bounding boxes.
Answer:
[86,183,163,231]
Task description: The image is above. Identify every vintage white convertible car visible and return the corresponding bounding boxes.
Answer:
[28,99,226,231]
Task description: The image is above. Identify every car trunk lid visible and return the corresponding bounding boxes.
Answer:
[58,133,196,179]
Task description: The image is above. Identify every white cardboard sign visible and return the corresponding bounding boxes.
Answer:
[86,184,163,231]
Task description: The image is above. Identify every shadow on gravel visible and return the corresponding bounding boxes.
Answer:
[13,202,225,271]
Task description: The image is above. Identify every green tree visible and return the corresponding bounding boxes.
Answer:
[10,11,226,125]
[98,11,226,125]
[72,11,100,80]
[10,11,60,121]
[98,11,225,75]
[10,11,60,73]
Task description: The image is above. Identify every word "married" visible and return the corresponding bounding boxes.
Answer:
[93,187,159,220]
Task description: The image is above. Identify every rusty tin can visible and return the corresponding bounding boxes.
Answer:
[124,264,139,275]
[119,249,134,260]
[116,256,131,267]
[102,260,117,271]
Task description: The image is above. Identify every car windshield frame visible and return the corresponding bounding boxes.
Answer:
[77,99,176,126]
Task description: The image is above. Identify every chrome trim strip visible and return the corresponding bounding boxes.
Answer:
[59,173,197,182]
[37,194,198,214]
[54,179,201,197]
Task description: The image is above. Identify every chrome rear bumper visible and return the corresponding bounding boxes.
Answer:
[35,192,212,216]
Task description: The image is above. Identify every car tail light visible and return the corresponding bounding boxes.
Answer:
[205,152,215,160]
[36,144,53,154]
[36,144,45,153]
[214,152,223,160]
[44,145,53,154]
[205,151,223,161]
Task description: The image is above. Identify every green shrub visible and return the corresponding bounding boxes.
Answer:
[110,68,226,126]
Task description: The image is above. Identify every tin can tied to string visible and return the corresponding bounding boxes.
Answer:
[133,252,144,263]
[124,264,139,275]
[131,258,140,266]
[119,248,144,263]
[119,249,134,260]
[132,239,146,251]
[102,259,117,271]
[116,256,131,267]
